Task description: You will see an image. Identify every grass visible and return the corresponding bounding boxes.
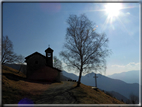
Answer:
[2,65,52,104]
[67,83,125,104]
[2,65,125,104]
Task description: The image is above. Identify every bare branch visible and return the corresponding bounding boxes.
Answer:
[60,14,111,87]
[2,35,25,64]
[53,56,63,70]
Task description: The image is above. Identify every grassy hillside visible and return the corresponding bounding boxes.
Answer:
[2,65,125,104]
[2,65,51,104]
[64,83,125,104]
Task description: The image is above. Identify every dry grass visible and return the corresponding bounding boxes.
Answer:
[68,83,125,104]
[2,65,54,104]
[2,65,26,77]
[2,66,52,94]
[2,65,125,104]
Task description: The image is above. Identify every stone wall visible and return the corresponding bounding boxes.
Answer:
[28,66,59,82]
[26,54,46,77]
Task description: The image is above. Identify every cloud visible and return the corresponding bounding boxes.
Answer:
[107,62,140,75]
[126,62,139,66]
[111,65,125,68]
[111,62,140,70]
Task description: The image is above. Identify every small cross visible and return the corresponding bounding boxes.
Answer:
[48,45,50,48]
[93,73,98,88]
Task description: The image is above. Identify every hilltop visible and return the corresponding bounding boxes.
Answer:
[62,70,139,102]
[2,65,125,104]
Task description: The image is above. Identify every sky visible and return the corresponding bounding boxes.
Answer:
[2,2,140,76]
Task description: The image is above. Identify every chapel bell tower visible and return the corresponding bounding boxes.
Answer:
[45,46,53,67]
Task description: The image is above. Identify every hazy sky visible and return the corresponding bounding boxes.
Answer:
[2,2,140,76]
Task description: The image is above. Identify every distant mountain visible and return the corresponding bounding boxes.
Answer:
[3,64,27,74]
[62,71,139,100]
[107,70,139,84]
[106,91,129,103]
[3,64,21,70]
[62,71,78,81]
[60,73,72,81]
[82,73,139,99]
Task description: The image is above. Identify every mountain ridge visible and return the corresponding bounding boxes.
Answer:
[62,70,139,101]
[107,70,139,84]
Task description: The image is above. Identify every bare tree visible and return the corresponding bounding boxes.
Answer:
[16,55,25,64]
[53,56,62,70]
[16,55,25,73]
[2,35,25,65]
[60,14,110,87]
[2,36,17,64]
[129,93,139,104]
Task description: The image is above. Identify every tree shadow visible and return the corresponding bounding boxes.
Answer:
[38,85,79,103]
[65,85,78,92]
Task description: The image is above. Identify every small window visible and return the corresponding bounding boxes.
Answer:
[35,61,38,64]
[48,53,51,57]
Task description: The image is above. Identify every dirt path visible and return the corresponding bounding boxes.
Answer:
[35,81,78,104]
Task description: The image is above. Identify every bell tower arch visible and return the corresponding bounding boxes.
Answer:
[45,46,53,67]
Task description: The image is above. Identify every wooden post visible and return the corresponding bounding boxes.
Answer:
[93,73,98,88]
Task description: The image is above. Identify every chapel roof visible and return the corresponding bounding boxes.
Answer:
[45,47,53,52]
[25,48,61,72]
[25,52,46,62]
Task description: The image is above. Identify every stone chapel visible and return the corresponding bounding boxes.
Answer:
[25,47,61,82]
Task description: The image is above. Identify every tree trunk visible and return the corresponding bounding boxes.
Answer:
[77,68,83,87]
